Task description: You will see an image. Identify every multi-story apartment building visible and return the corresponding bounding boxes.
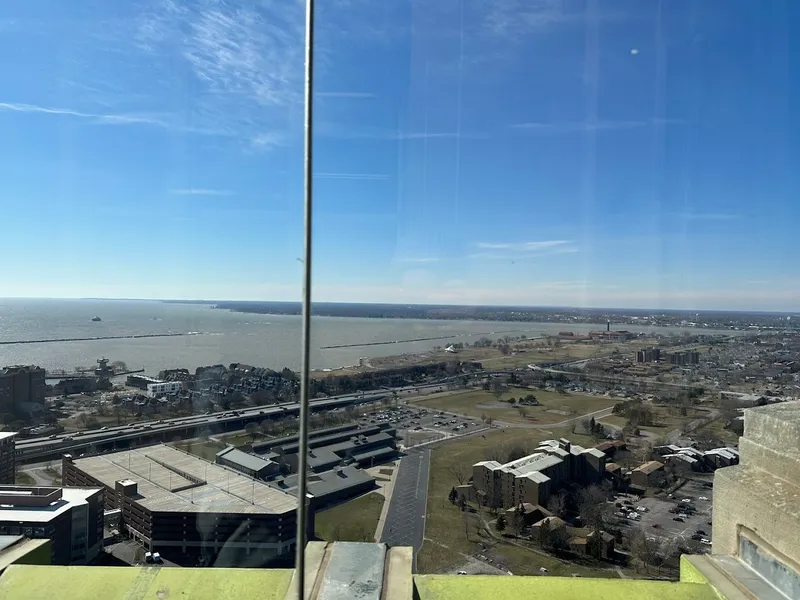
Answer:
[0,366,46,414]
[472,438,606,509]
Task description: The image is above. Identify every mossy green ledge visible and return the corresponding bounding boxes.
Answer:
[0,564,294,600]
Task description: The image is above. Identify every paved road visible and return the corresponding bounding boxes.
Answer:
[380,448,430,569]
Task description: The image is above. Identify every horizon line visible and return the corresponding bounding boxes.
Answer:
[0,296,795,315]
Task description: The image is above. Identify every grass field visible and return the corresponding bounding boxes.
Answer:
[694,416,741,445]
[599,404,711,435]
[414,387,617,425]
[417,426,616,577]
[171,439,226,461]
[314,493,385,542]
[325,338,659,377]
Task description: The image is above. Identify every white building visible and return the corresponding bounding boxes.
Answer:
[146,381,182,398]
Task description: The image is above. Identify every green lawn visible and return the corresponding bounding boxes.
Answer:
[414,387,616,425]
[314,493,385,542]
[417,426,616,577]
[171,439,226,462]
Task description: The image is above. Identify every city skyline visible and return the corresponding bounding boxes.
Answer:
[0,1,798,311]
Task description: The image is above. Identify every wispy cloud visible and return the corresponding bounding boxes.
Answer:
[0,102,166,127]
[132,0,305,146]
[251,132,284,149]
[513,118,681,133]
[314,173,388,181]
[477,240,573,251]
[471,240,579,260]
[678,213,741,221]
[170,189,234,196]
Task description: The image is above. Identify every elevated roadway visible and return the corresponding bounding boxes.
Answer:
[15,393,386,463]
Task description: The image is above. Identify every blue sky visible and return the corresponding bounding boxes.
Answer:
[0,0,798,311]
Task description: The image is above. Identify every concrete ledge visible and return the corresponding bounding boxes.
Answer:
[681,555,754,600]
[738,436,800,485]
[284,542,398,600]
[744,403,800,454]
[712,464,800,558]
[385,547,413,600]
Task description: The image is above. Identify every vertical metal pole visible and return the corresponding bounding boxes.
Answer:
[295,0,315,596]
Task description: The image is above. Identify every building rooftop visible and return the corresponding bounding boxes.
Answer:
[305,447,343,470]
[215,446,276,473]
[505,452,561,474]
[0,487,99,523]
[0,433,15,442]
[632,460,665,474]
[271,466,374,500]
[70,445,297,515]
[473,460,502,470]
[664,454,698,464]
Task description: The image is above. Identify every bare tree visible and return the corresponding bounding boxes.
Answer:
[447,463,467,485]
[546,493,566,518]
[245,422,260,442]
[577,485,607,528]
[628,529,659,573]
[462,511,473,541]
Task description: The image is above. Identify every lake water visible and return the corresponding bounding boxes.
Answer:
[0,299,734,375]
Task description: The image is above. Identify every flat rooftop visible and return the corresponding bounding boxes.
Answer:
[0,487,98,523]
[0,432,16,441]
[71,445,297,515]
[506,453,563,476]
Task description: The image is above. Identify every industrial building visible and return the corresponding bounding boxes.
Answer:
[0,365,45,414]
[269,465,375,511]
[62,445,306,567]
[215,446,280,480]
[253,423,398,473]
[125,374,163,390]
[0,485,103,565]
[0,433,15,484]
[472,438,606,509]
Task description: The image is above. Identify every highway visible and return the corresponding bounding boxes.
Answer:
[15,392,386,463]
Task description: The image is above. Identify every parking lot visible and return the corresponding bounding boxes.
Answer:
[359,406,486,448]
[611,479,714,550]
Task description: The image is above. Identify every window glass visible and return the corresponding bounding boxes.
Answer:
[0,0,796,585]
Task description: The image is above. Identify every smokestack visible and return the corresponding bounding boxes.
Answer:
[607,320,610,332]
